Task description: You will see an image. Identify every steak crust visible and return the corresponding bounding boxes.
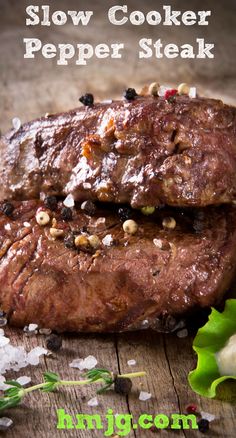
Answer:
[0,200,236,332]
[1,96,236,208]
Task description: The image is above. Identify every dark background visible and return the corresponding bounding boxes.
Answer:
[0,0,236,132]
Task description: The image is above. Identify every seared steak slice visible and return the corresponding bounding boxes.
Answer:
[1,96,236,208]
[0,200,236,332]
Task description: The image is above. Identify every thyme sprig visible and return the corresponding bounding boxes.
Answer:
[0,369,146,412]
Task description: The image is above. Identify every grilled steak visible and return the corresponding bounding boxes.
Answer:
[1,96,236,208]
[0,200,236,332]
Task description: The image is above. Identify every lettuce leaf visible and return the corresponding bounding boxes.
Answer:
[188,299,236,398]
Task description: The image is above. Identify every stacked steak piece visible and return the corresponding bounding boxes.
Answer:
[0,93,236,332]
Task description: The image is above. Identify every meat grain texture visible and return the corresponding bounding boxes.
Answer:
[1,96,236,208]
[0,201,236,332]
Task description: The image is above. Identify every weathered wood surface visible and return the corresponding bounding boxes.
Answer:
[0,0,236,436]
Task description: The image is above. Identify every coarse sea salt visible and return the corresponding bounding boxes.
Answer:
[23,222,31,228]
[127,359,136,366]
[102,234,113,246]
[69,355,98,371]
[200,411,216,422]
[0,329,47,376]
[4,223,11,231]
[0,417,13,431]
[139,391,152,401]
[12,117,21,131]
[87,396,99,407]
[16,376,31,386]
[189,87,197,99]
[28,323,38,332]
[63,194,75,208]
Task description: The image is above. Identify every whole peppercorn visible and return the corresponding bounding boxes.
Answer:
[61,207,73,221]
[46,334,62,352]
[81,200,96,216]
[79,93,94,107]
[124,88,138,101]
[117,207,133,222]
[197,419,209,433]
[64,233,76,249]
[44,196,58,211]
[1,202,14,217]
[114,376,132,395]
[123,219,138,235]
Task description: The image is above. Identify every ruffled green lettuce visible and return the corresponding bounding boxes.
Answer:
[188,299,236,398]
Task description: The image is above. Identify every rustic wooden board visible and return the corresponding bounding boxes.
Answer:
[1,0,236,437]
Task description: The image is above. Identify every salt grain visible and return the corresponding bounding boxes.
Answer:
[0,336,10,347]
[63,194,75,208]
[158,85,169,97]
[28,323,38,332]
[12,117,21,131]
[139,391,152,401]
[69,355,97,371]
[153,239,163,249]
[87,396,99,407]
[16,376,31,386]
[83,182,92,189]
[189,87,197,99]
[200,411,216,422]
[0,417,13,431]
[127,359,136,366]
[102,234,113,246]
[23,222,31,228]
[4,223,11,231]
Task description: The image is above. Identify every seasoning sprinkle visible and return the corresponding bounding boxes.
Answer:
[148,82,159,96]
[61,207,73,221]
[88,234,101,249]
[50,228,64,238]
[81,200,96,216]
[44,196,57,211]
[123,219,138,235]
[118,206,133,222]
[1,202,14,217]
[74,234,89,248]
[164,89,178,103]
[124,88,138,101]
[162,217,176,230]
[79,93,94,107]
[36,210,50,226]
[141,206,155,216]
[114,376,132,395]
[64,233,75,249]
[46,334,62,352]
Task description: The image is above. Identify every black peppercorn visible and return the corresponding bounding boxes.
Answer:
[64,233,75,249]
[44,196,58,211]
[46,334,62,352]
[197,418,209,433]
[61,207,73,221]
[1,202,14,217]
[117,206,133,222]
[114,377,132,395]
[79,93,94,107]
[124,88,138,101]
[81,200,96,216]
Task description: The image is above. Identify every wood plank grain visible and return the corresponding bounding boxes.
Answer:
[2,327,135,438]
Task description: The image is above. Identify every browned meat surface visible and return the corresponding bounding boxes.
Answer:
[1,96,236,208]
[0,200,236,332]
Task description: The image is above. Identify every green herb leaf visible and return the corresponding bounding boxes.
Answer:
[43,372,60,383]
[4,380,22,388]
[188,299,236,398]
